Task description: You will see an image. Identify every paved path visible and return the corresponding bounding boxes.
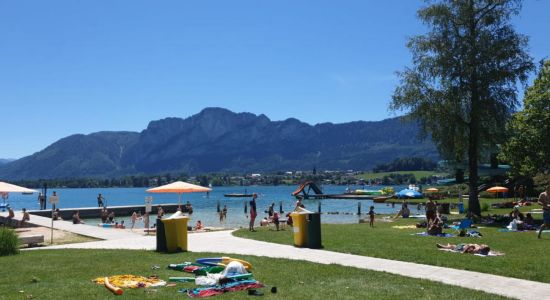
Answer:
[6,212,143,240]
[36,229,550,300]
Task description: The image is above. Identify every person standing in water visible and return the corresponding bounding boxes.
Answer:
[97,193,104,207]
[249,194,257,231]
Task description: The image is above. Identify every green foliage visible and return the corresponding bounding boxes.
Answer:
[501,60,550,176]
[481,202,490,212]
[391,0,534,215]
[0,227,20,256]
[373,157,436,172]
[533,173,550,194]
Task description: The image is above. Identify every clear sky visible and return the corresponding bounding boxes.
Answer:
[0,0,548,159]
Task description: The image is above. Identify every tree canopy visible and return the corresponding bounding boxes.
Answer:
[391,0,533,215]
[501,60,550,176]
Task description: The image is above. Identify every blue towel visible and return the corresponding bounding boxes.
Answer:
[412,232,455,237]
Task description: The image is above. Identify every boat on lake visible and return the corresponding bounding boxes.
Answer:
[224,193,253,198]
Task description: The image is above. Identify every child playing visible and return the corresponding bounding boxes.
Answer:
[368,206,375,227]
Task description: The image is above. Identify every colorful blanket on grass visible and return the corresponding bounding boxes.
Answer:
[185,280,264,298]
[437,248,504,257]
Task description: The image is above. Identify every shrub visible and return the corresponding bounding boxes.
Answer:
[0,227,20,256]
[481,202,490,212]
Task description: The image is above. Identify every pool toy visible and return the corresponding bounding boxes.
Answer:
[104,277,123,295]
[196,257,252,270]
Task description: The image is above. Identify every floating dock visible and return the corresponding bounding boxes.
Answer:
[302,194,379,200]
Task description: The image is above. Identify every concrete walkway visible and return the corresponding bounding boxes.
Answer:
[35,229,550,300]
[6,212,143,240]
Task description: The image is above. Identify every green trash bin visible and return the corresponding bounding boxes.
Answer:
[161,216,189,252]
[306,213,322,249]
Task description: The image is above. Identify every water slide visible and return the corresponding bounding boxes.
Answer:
[292,181,323,196]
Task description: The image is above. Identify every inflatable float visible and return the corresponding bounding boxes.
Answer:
[98,223,126,229]
[104,277,123,295]
[196,257,252,270]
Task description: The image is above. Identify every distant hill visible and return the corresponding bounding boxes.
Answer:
[0,158,15,166]
[0,108,438,179]
[0,132,139,179]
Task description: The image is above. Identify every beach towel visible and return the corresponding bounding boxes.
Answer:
[392,225,417,229]
[413,232,455,237]
[438,248,504,256]
[497,228,546,233]
[187,280,264,298]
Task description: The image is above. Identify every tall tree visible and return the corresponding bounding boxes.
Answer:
[501,60,550,176]
[391,0,533,215]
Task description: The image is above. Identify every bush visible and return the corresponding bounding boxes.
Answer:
[0,227,20,256]
[481,202,490,212]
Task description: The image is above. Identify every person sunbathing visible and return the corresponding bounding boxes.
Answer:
[436,243,490,255]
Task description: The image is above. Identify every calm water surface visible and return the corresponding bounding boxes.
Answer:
[5,185,424,228]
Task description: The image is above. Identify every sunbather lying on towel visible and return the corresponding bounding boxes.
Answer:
[436,243,491,255]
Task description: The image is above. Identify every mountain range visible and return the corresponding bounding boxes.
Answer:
[0,107,438,180]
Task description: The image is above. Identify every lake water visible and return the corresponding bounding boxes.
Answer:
[4,185,424,228]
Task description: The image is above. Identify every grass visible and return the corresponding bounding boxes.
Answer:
[356,170,448,181]
[0,249,508,299]
[234,210,550,283]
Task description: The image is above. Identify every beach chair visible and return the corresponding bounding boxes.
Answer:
[450,218,473,233]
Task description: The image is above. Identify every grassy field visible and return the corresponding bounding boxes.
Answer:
[234,209,550,283]
[356,170,448,180]
[0,250,508,299]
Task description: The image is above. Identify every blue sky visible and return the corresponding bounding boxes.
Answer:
[0,1,548,159]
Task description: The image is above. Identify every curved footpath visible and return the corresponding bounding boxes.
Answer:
[14,213,550,300]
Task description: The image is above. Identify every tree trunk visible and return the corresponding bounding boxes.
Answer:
[468,122,481,216]
[467,0,481,216]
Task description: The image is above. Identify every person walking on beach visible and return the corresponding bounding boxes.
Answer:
[130,211,138,230]
[249,194,257,231]
[368,206,375,227]
[537,185,550,239]
[143,212,150,230]
[97,193,104,207]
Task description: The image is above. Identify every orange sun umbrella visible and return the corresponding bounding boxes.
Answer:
[486,186,509,193]
[147,181,212,205]
[425,188,439,193]
[0,181,38,193]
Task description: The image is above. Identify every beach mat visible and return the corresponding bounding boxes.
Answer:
[412,232,455,237]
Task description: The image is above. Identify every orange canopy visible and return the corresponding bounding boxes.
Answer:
[147,181,211,205]
[146,181,211,194]
[425,188,439,192]
[487,186,509,193]
[0,181,37,193]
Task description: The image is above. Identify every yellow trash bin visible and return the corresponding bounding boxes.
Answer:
[290,211,308,247]
[161,216,189,252]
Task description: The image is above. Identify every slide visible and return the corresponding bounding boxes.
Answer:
[292,181,323,196]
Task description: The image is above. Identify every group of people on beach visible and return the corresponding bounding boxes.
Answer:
[4,207,30,227]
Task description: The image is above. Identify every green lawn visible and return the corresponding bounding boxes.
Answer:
[0,250,507,299]
[234,214,550,283]
[356,170,448,180]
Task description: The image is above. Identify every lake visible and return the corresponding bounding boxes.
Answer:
[4,185,425,228]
